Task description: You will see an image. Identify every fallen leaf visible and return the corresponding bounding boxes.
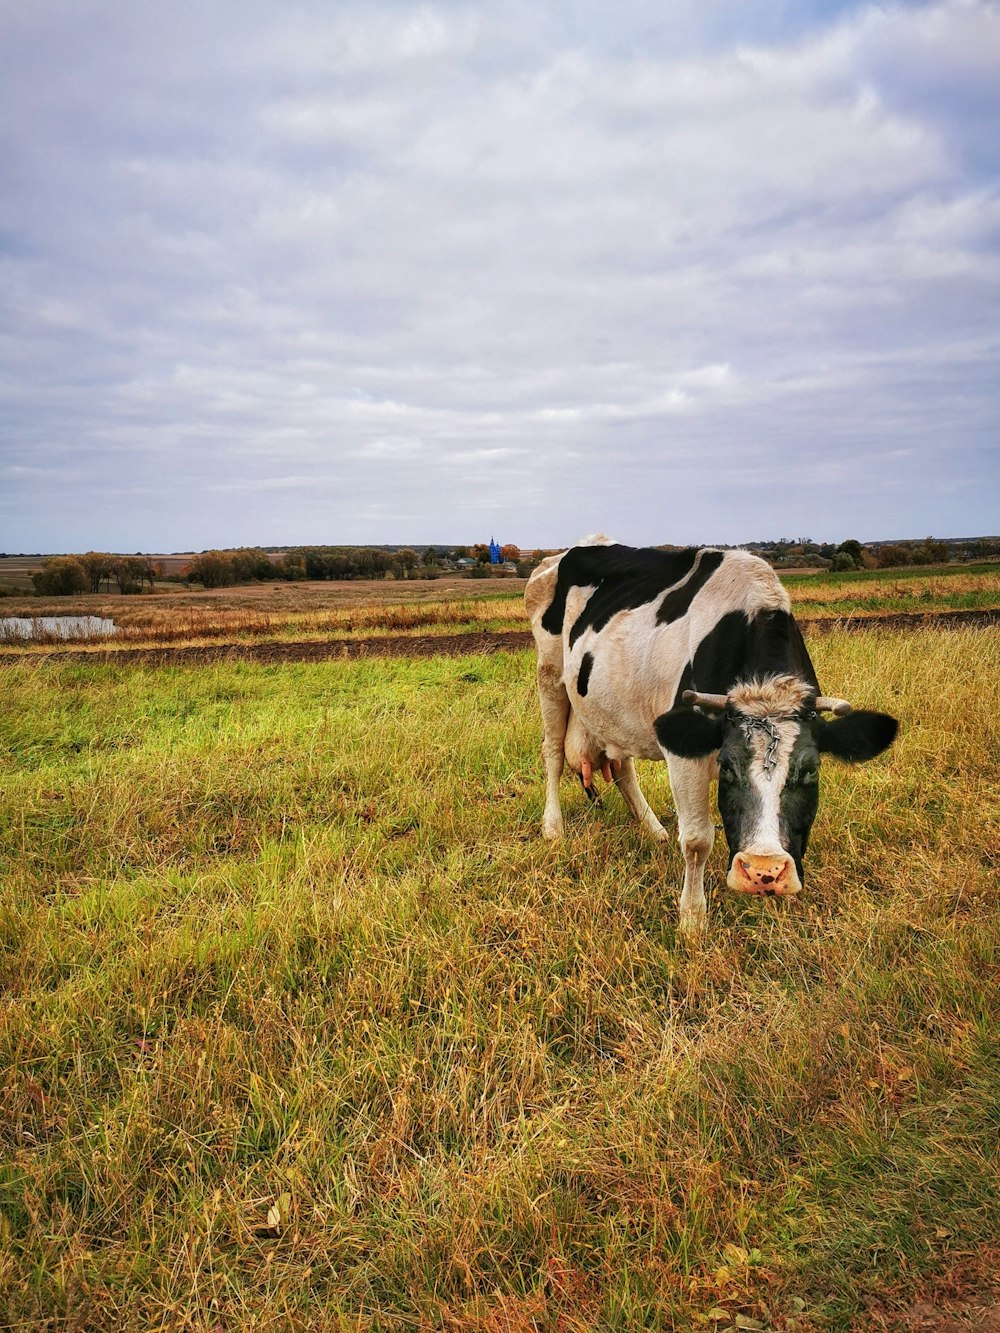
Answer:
[24,1078,46,1110]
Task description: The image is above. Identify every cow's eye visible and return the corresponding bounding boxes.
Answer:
[797,766,819,785]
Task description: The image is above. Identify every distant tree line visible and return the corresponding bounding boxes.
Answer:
[182,546,426,587]
[751,535,1000,572]
[21,534,998,597]
[21,544,534,596]
[182,544,528,587]
[31,552,158,596]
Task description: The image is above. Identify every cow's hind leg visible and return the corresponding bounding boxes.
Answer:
[537,661,570,840]
[614,757,669,842]
[666,755,715,936]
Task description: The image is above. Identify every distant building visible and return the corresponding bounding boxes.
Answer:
[489,536,502,565]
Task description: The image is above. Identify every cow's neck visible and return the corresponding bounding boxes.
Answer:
[743,608,817,689]
[683,607,819,699]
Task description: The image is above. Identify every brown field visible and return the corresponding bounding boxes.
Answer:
[0,556,43,592]
[0,578,525,654]
[2,560,999,658]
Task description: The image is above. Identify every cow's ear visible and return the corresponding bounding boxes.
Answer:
[817,710,898,762]
[655,707,725,759]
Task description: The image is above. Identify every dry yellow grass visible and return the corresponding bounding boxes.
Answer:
[785,569,1000,617]
[0,587,527,652]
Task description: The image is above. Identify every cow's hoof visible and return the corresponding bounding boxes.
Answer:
[679,908,707,938]
[541,819,565,841]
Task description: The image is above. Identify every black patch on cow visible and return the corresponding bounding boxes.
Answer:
[540,543,704,641]
[779,755,820,880]
[656,549,725,624]
[817,710,898,762]
[670,608,820,707]
[717,759,764,868]
[654,708,724,758]
[576,652,594,697]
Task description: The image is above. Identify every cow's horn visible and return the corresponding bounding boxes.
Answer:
[814,696,852,716]
[682,689,729,711]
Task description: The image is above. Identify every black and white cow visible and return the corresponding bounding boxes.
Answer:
[525,536,898,934]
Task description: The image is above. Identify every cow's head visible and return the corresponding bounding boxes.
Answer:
[654,675,897,895]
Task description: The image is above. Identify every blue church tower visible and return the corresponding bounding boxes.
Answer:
[489,536,502,565]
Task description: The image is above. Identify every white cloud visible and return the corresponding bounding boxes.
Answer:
[0,0,997,549]
[356,436,427,459]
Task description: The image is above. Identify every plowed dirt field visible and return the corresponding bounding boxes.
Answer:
[3,607,997,668]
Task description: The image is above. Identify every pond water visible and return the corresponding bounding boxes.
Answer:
[0,615,118,641]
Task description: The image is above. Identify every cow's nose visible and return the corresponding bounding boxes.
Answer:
[728,852,801,896]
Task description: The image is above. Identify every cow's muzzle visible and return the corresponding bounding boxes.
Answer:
[727,852,802,896]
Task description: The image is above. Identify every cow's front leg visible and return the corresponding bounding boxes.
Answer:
[537,662,570,840]
[614,757,669,842]
[666,755,715,936]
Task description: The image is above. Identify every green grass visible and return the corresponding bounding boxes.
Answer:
[1,628,998,1329]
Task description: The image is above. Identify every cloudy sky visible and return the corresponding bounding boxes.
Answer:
[1,0,998,553]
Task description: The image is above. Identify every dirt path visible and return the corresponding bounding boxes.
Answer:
[2,607,997,669]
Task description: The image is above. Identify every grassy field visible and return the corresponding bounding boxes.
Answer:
[780,564,1000,619]
[0,580,526,652]
[1,562,999,655]
[1,622,998,1329]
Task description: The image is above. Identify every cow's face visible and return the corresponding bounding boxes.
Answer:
[655,676,898,896]
[715,698,821,893]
